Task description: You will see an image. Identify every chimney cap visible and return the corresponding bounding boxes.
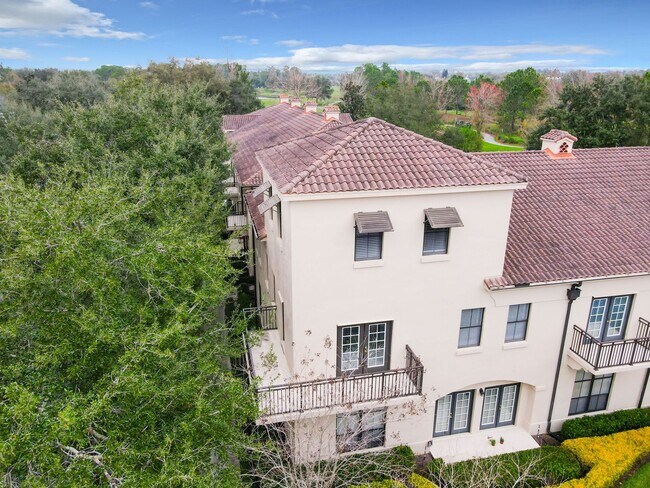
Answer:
[279,93,289,97]
[305,100,317,106]
[540,129,578,143]
[323,105,340,113]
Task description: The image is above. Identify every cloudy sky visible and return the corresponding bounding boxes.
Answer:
[0,0,648,72]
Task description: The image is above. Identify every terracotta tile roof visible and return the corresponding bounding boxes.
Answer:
[226,103,350,187]
[339,113,354,124]
[479,147,650,288]
[244,191,266,239]
[256,117,524,194]
[222,114,260,131]
[540,129,578,142]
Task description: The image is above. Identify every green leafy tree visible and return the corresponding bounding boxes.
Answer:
[363,63,398,94]
[95,65,128,81]
[446,75,470,113]
[498,67,544,133]
[339,81,367,120]
[14,69,106,110]
[527,72,650,149]
[313,75,334,102]
[439,126,483,152]
[0,76,256,486]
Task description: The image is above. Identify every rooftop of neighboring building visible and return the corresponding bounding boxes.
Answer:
[480,145,650,289]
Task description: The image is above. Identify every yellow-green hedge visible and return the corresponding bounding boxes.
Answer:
[558,426,650,487]
[408,473,439,487]
[349,473,438,488]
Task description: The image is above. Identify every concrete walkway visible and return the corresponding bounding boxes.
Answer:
[481,132,523,148]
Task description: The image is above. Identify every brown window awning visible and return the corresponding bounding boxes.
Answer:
[258,194,280,214]
[354,211,394,234]
[424,207,464,228]
[252,180,271,198]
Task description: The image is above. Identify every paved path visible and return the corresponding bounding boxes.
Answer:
[481,132,522,148]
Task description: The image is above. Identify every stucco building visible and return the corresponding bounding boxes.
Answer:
[223,98,650,462]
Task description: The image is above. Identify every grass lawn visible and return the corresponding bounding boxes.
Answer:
[622,462,650,487]
[481,141,524,152]
[259,98,278,107]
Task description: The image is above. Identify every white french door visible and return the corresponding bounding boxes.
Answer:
[434,390,474,437]
[480,384,519,429]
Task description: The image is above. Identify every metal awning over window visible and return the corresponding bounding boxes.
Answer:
[252,180,271,198]
[258,194,280,214]
[354,211,394,234]
[424,207,464,228]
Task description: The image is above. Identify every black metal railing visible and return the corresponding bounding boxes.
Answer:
[243,305,277,330]
[255,345,424,417]
[569,320,650,370]
[226,200,247,230]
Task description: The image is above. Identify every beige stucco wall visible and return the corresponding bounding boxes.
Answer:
[252,175,650,458]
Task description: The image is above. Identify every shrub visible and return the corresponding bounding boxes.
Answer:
[427,446,581,487]
[439,126,482,152]
[560,408,650,439]
[334,446,416,486]
[350,481,406,488]
[497,133,524,144]
[409,472,439,487]
[559,427,650,487]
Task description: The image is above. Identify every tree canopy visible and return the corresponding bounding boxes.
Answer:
[0,75,256,486]
[498,67,545,132]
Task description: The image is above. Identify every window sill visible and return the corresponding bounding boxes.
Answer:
[456,346,483,356]
[503,341,528,350]
[421,254,450,263]
[353,259,384,269]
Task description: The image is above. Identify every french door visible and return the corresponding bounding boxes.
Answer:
[337,322,392,375]
[480,384,519,429]
[586,295,633,342]
[433,390,474,437]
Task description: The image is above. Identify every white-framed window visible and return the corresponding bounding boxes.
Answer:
[505,304,530,342]
[458,308,484,348]
[336,409,386,452]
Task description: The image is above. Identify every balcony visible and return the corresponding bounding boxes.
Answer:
[226,200,247,231]
[243,305,277,331]
[568,318,650,373]
[244,337,424,419]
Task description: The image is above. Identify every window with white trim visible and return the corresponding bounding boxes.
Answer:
[336,409,386,452]
[586,295,632,341]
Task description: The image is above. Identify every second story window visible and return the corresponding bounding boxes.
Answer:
[586,295,632,341]
[423,207,463,256]
[353,211,393,262]
[458,308,484,348]
[423,221,449,255]
[505,304,530,342]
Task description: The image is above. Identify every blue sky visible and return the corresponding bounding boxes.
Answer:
[0,0,648,73]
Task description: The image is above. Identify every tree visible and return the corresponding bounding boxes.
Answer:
[498,67,544,133]
[439,126,482,152]
[0,76,257,485]
[339,81,367,120]
[466,82,504,132]
[527,73,650,149]
[95,65,127,81]
[441,69,449,79]
[446,75,470,113]
[14,69,107,110]
[313,75,334,103]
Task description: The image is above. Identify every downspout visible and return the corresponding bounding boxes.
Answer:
[638,368,650,409]
[546,283,582,433]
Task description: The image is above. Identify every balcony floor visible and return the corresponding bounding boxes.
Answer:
[249,328,293,387]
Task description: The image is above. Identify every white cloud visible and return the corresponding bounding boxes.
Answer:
[0,0,145,39]
[276,39,309,47]
[220,35,259,45]
[0,46,29,59]
[214,42,609,72]
[139,1,159,10]
[241,9,279,19]
[62,55,90,62]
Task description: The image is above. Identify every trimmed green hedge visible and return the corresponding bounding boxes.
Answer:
[561,408,650,440]
[427,446,582,488]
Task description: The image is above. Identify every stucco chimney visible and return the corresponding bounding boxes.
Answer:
[304,100,318,113]
[540,129,578,158]
[279,93,290,104]
[290,98,302,108]
[323,105,340,122]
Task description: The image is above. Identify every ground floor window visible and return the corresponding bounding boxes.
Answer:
[433,390,474,437]
[336,409,386,452]
[569,370,614,415]
[480,383,519,429]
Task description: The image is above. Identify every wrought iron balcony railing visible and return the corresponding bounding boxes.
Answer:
[254,345,424,417]
[569,318,650,370]
[243,305,277,331]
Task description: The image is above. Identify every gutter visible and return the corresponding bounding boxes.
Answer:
[546,282,582,434]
